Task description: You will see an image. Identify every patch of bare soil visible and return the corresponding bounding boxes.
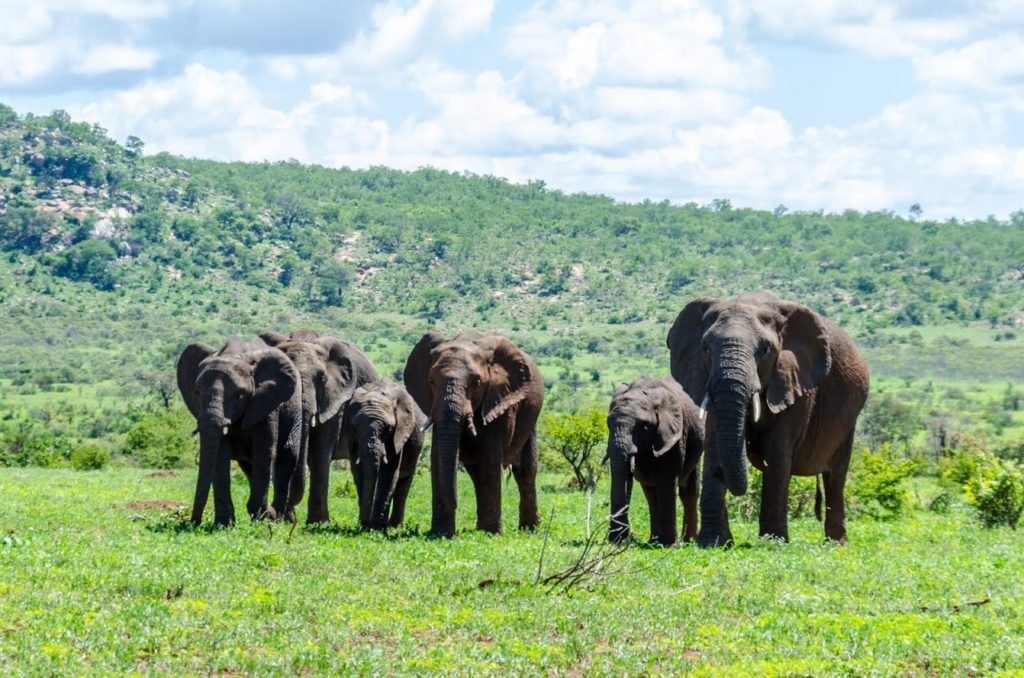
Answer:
[144,470,179,478]
[117,500,186,511]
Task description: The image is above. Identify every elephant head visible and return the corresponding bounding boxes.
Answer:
[667,292,830,497]
[274,336,363,432]
[176,342,298,525]
[339,381,427,530]
[404,332,533,519]
[606,377,695,542]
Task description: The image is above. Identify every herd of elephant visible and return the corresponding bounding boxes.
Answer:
[176,292,870,546]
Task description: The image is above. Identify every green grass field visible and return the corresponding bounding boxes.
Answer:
[1,467,1021,675]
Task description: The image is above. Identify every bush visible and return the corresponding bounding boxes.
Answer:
[847,446,916,520]
[731,469,818,521]
[70,443,110,470]
[541,407,607,491]
[0,428,72,467]
[964,458,1024,529]
[121,407,195,469]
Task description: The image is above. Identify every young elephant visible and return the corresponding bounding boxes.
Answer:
[338,381,428,531]
[607,377,704,546]
[176,337,303,527]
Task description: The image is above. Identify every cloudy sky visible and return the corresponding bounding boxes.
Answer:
[2,0,1023,219]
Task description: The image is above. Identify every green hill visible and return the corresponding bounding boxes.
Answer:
[1,105,1023,453]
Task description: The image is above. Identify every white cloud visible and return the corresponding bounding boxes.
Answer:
[915,32,1024,91]
[73,44,159,76]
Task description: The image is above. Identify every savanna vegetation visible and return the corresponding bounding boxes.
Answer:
[1,105,1023,674]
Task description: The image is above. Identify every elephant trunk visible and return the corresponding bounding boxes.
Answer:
[366,434,396,531]
[192,426,222,525]
[434,385,467,515]
[711,382,751,496]
[607,424,636,542]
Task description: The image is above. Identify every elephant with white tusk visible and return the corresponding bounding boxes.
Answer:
[668,291,869,546]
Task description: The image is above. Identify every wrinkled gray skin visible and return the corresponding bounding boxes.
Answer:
[404,332,544,538]
[260,330,379,525]
[337,381,428,531]
[607,377,703,546]
[668,292,870,545]
[176,337,303,527]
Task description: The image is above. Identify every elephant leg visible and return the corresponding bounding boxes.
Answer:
[679,470,699,543]
[388,473,414,528]
[697,449,733,547]
[654,473,679,546]
[823,431,854,544]
[640,483,659,543]
[237,459,253,479]
[350,462,366,526]
[247,428,276,521]
[759,463,793,542]
[511,433,540,531]
[474,447,504,534]
[212,442,236,527]
[429,437,456,537]
[306,446,333,525]
[270,452,297,523]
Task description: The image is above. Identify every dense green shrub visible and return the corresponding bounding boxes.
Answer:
[70,443,110,470]
[121,407,195,469]
[964,458,1024,529]
[541,407,607,491]
[847,446,916,520]
[0,428,72,467]
[731,469,817,521]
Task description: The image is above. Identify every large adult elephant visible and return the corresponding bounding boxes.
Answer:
[260,330,379,524]
[338,381,428,531]
[667,292,869,545]
[607,377,703,546]
[176,337,303,527]
[404,332,544,537]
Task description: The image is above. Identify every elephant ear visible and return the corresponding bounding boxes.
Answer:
[403,332,447,417]
[242,349,298,430]
[653,385,685,457]
[766,303,832,413]
[666,297,718,403]
[482,338,532,426]
[336,397,361,462]
[313,337,359,425]
[258,331,289,347]
[392,388,424,455]
[176,342,215,419]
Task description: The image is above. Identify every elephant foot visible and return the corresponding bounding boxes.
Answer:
[824,533,848,546]
[429,514,456,539]
[609,525,631,544]
[212,515,236,529]
[477,520,503,535]
[649,534,677,548]
[696,530,733,548]
[758,529,789,543]
[306,509,330,526]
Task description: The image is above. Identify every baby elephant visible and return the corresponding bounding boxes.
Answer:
[607,377,704,545]
[338,381,428,531]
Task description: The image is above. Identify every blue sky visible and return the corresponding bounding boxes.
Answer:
[2,0,1023,219]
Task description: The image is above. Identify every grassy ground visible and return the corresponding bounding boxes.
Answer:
[1,468,1021,675]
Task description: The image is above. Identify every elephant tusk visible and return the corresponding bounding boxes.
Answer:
[221,425,230,436]
[466,417,478,438]
[699,393,710,422]
[311,413,319,428]
[752,393,762,423]
[629,455,636,473]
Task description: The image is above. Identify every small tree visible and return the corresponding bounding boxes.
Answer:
[543,408,607,492]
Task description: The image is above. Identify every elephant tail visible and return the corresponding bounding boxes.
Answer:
[814,475,823,522]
